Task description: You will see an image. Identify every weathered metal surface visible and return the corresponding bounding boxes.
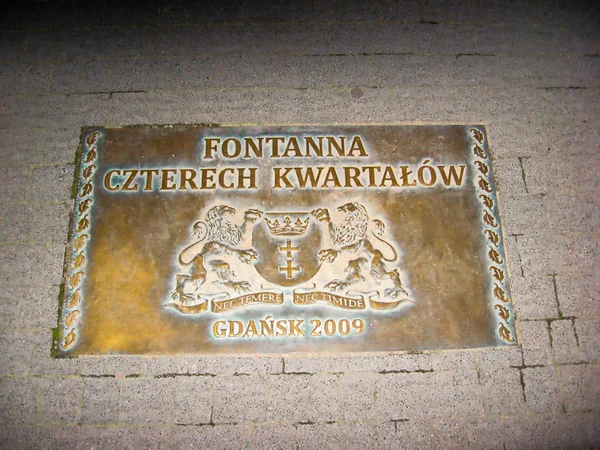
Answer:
[56,125,516,356]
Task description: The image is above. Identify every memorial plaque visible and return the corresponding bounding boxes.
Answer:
[55,125,516,356]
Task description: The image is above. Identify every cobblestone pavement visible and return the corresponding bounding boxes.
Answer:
[0,0,598,448]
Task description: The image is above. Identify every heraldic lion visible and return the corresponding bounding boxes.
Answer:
[311,202,408,299]
[171,205,263,304]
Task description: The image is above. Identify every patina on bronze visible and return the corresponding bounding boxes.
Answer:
[55,125,516,356]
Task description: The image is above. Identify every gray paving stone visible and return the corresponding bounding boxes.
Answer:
[30,202,71,244]
[430,418,475,449]
[0,331,34,375]
[0,166,29,203]
[555,275,599,318]
[369,55,451,87]
[554,232,599,277]
[251,423,298,450]
[430,349,478,371]
[435,417,506,450]
[381,353,434,372]
[81,377,120,424]
[401,23,481,54]
[16,61,52,95]
[327,55,375,88]
[119,378,174,424]
[544,413,600,449]
[544,89,600,125]
[297,422,396,450]
[339,372,379,420]
[47,425,104,449]
[381,0,468,23]
[158,57,213,90]
[171,376,212,425]
[393,419,435,449]
[0,96,39,130]
[38,377,83,424]
[579,412,600,448]
[522,366,562,413]
[211,55,329,88]
[486,122,554,159]
[101,425,173,450]
[472,23,543,55]
[524,152,600,196]
[493,158,527,196]
[165,424,213,449]
[106,91,205,126]
[28,165,74,203]
[375,370,482,419]
[0,244,64,286]
[212,375,267,423]
[547,193,600,233]
[0,285,57,329]
[502,233,523,279]
[110,59,187,92]
[547,120,600,157]
[518,320,553,366]
[502,414,589,449]
[575,318,600,362]
[211,424,253,449]
[498,194,548,236]
[480,368,526,416]
[0,203,33,243]
[510,275,559,320]
[42,128,80,164]
[558,364,600,413]
[267,374,338,422]
[238,23,335,57]
[478,346,523,369]
[0,127,45,165]
[550,319,585,364]
[0,377,38,424]
[313,0,382,22]
[516,234,561,277]
[49,60,112,94]
[0,425,53,450]
[37,94,109,129]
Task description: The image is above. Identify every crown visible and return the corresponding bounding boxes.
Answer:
[265,216,310,236]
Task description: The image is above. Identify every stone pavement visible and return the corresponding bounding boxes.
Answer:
[0,0,598,448]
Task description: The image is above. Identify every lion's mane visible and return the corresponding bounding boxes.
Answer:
[332,202,369,247]
[204,205,243,246]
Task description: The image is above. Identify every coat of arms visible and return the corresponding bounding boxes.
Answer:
[166,201,413,315]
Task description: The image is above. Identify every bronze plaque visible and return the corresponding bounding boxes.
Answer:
[55,125,516,356]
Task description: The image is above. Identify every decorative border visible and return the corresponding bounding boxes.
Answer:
[467,127,516,344]
[59,130,101,352]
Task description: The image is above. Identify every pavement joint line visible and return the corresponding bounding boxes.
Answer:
[551,274,564,319]
[6,51,600,65]
[0,16,588,33]
[3,84,600,101]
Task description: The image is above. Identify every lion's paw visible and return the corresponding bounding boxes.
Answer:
[244,209,263,223]
[318,248,339,263]
[311,208,331,223]
[230,281,251,293]
[325,279,349,291]
[172,291,196,305]
[385,286,409,299]
[238,249,258,263]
